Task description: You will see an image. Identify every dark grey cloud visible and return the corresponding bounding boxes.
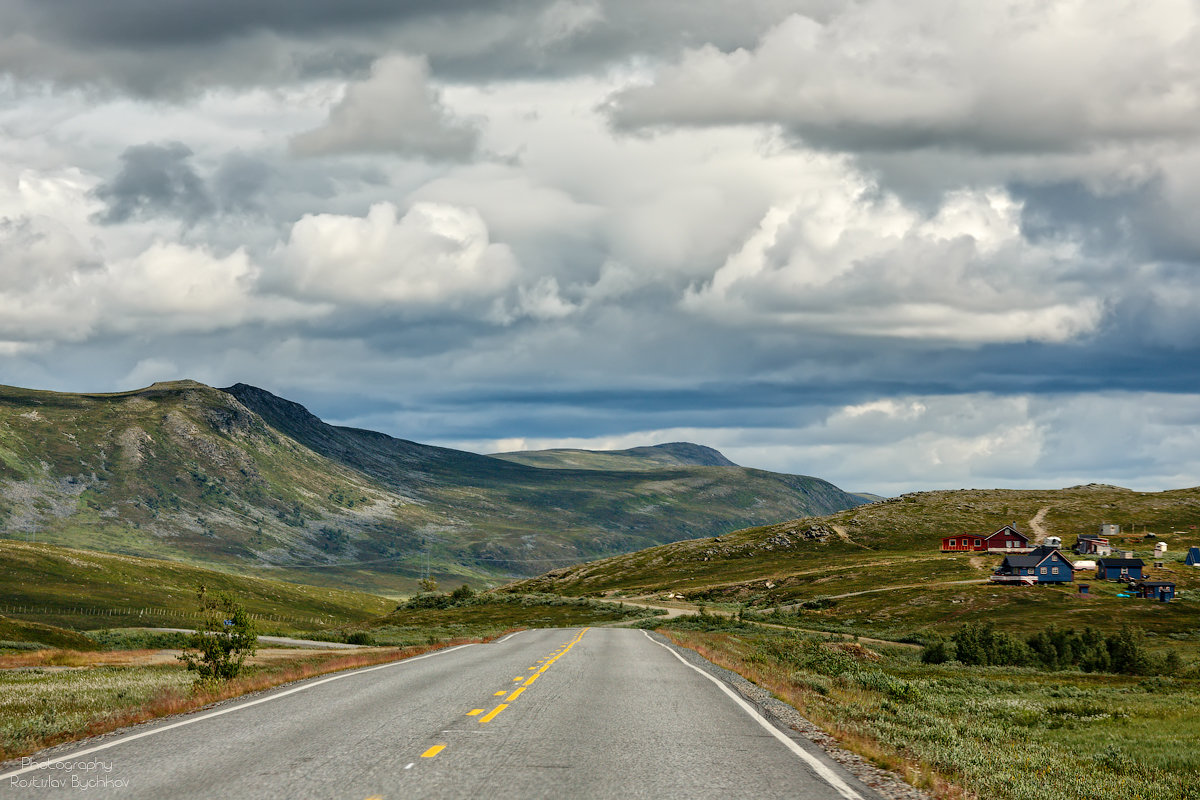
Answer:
[0,0,819,96]
[212,152,274,214]
[92,142,214,225]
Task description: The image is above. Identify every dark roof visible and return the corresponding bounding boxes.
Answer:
[1077,534,1106,540]
[1001,546,1071,569]
[1135,581,1174,588]
[1097,558,1145,567]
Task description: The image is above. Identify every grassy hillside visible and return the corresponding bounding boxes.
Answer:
[0,539,392,632]
[509,485,1200,639]
[0,381,864,589]
[490,442,738,470]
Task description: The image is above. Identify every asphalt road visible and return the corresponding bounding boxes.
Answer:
[1,628,881,800]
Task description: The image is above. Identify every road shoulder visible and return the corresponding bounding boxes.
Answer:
[644,630,931,800]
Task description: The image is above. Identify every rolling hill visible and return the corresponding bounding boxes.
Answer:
[508,484,1200,637]
[0,381,866,592]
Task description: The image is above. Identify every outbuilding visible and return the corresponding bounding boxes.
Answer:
[1095,557,1145,581]
[1186,547,1200,566]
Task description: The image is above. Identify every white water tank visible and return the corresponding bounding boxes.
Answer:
[1046,536,1062,548]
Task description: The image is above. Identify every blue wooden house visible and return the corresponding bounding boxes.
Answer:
[1095,557,1144,581]
[1186,547,1200,566]
[991,545,1074,584]
[1133,581,1175,602]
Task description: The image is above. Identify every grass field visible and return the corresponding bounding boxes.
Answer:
[653,618,1200,800]
[0,539,393,634]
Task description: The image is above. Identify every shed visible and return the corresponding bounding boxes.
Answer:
[1095,557,1145,581]
[1186,546,1200,566]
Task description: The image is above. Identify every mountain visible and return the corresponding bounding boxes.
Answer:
[491,442,738,471]
[0,380,866,592]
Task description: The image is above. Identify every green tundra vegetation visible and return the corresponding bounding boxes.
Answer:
[0,380,864,592]
[0,539,392,635]
[653,617,1199,800]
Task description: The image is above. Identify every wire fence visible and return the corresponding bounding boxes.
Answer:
[0,604,334,627]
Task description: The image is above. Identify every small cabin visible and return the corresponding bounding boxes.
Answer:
[1133,581,1175,602]
[1074,535,1111,556]
[941,535,986,552]
[984,524,1030,552]
[1096,557,1145,581]
[991,545,1074,584]
[1186,546,1200,566]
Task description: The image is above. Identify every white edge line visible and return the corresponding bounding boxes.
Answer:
[642,631,865,800]
[0,643,477,781]
[493,630,524,645]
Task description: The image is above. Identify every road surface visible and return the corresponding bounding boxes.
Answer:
[1,628,881,800]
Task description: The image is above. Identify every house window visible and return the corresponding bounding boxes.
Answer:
[975,539,981,546]
[1040,567,1047,574]
[1052,566,1059,574]
[1121,568,1128,575]
[1007,541,1014,548]
[949,539,956,547]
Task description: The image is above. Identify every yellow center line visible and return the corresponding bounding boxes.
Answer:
[421,744,446,758]
[512,677,523,681]
[478,703,508,724]
[505,687,526,702]
[466,709,484,716]
[494,690,506,696]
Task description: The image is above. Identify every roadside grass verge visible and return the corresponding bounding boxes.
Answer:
[656,622,1200,800]
[0,637,494,763]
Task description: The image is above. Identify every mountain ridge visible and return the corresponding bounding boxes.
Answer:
[0,380,867,591]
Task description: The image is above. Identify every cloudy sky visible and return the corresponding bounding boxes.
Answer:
[2,0,1200,495]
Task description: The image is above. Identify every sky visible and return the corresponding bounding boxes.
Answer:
[2,0,1200,495]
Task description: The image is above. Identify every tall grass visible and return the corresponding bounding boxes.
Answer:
[662,628,1200,800]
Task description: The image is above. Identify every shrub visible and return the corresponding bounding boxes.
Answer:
[177,586,256,685]
[345,631,373,646]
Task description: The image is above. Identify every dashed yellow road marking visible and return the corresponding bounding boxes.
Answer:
[494,690,506,696]
[421,745,446,758]
[466,709,484,716]
[505,687,526,702]
[478,703,508,723]
[513,677,523,681]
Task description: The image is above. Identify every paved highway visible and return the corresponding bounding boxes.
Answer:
[1,628,881,800]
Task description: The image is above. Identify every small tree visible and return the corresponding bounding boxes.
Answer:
[178,585,257,685]
[418,577,439,593]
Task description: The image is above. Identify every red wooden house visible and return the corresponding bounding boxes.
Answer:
[984,524,1030,551]
[941,534,986,552]
[941,524,1030,553]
